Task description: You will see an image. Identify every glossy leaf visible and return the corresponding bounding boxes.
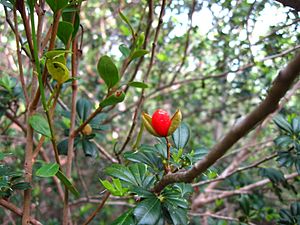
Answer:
[105,163,154,188]
[57,138,68,155]
[56,170,80,197]
[100,91,125,108]
[258,168,286,184]
[111,209,135,225]
[124,146,164,173]
[57,21,74,46]
[292,117,300,134]
[29,114,51,138]
[76,98,92,121]
[128,81,149,89]
[36,163,59,177]
[100,178,128,196]
[82,139,97,157]
[274,135,293,147]
[46,0,68,12]
[134,197,162,225]
[119,44,131,57]
[62,7,80,38]
[97,55,120,88]
[273,115,293,134]
[172,123,190,149]
[11,182,31,190]
[130,49,149,61]
[44,49,70,59]
[119,10,135,39]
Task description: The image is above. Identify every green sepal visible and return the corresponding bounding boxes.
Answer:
[168,109,182,136]
[142,112,160,137]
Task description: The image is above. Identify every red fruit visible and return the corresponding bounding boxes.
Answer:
[151,109,171,137]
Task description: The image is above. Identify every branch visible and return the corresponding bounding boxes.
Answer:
[192,172,298,208]
[0,199,42,225]
[117,0,167,155]
[274,0,300,11]
[82,192,110,225]
[152,51,300,193]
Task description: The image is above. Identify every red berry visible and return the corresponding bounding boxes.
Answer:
[151,109,171,137]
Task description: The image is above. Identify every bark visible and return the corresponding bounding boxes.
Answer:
[152,52,300,194]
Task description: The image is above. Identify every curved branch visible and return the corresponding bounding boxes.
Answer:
[274,0,300,11]
[0,199,42,225]
[152,52,300,193]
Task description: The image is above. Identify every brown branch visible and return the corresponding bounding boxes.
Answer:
[274,0,300,11]
[5,111,27,134]
[200,78,300,191]
[63,35,80,225]
[192,172,298,208]
[152,51,300,194]
[0,199,42,225]
[103,43,300,125]
[82,192,111,225]
[91,140,118,163]
[193,152,278,187]
[13,7,29,106]
[117,0,167,155]
[189,212,240,222]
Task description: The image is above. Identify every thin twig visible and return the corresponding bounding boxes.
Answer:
[0,199,42,225]
[82,192,111,225]
[117,0,167,156]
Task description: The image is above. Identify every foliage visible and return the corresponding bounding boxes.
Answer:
[0,0,300,224]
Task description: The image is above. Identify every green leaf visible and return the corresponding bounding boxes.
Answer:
[100,179,128,196]
[290,202,300,216]
[62,7,80,38]
[56,170,80,197]
[292,117,300,134]
[128,81,149,89]
[46,0,68,12]
[46,60,70,84]
[295,159,300,175]
[172,123,190,149]
[100,91,125,108]
[130,186,155,198]
[111,209,135,225]
[130,49,149,61]
[124,148,163,173]
[119,44,131,57]
[0,0,14,9]
[36,163,59,177]
[274,135,293,147]
[82,139,97,158]
[11,182,31,190]
[44,49,71,59]
[258,168,286,184]
[29,114,51,138]
[57,139,68,155]
[0,74,16,92]
[105,163,154,189]
[173,148,183,163]
[276,151,294,167]
[134,197,162,225]
[119,10,135,39]
[273,115,293,134]
[76,98,92,121]
[191,147,208,162]
[57,21,74,46]
[97,55,120,88]
[163,204,188,225]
